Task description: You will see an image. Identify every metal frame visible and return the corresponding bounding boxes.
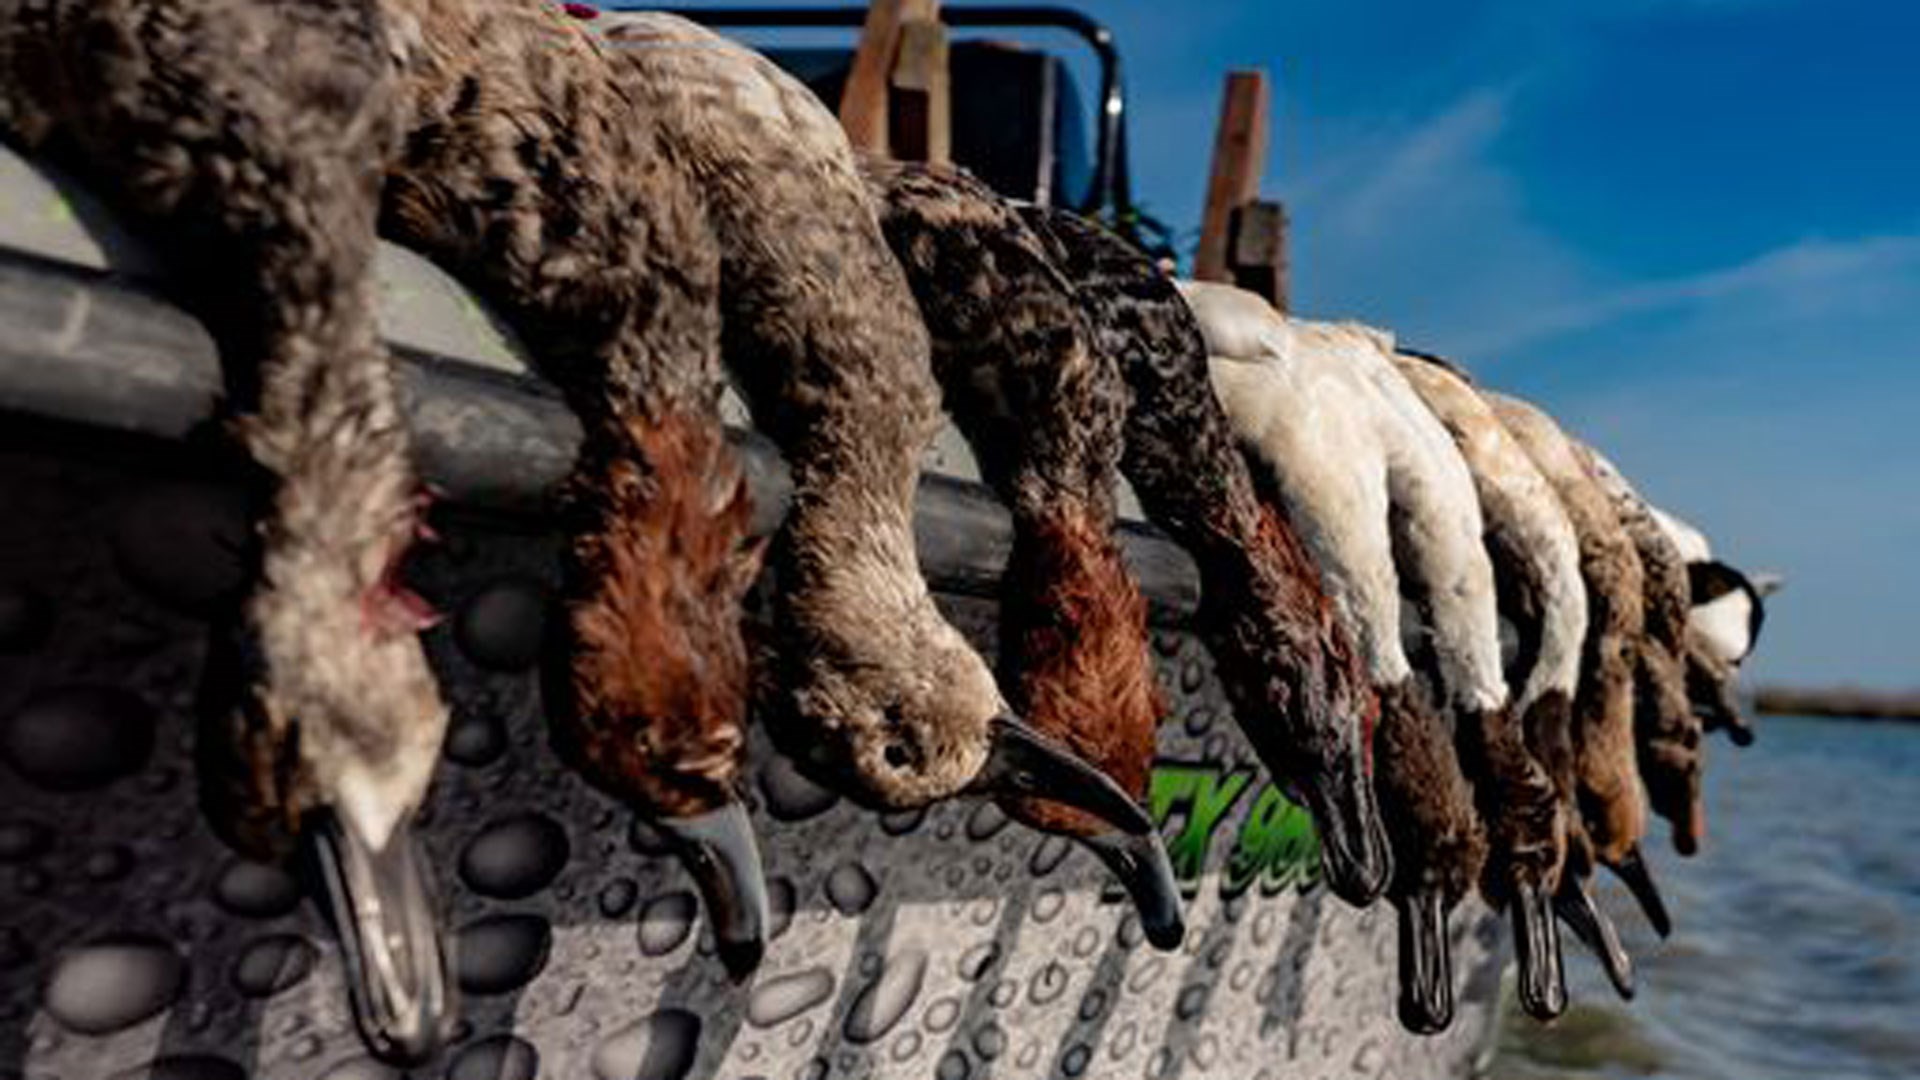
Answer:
[619,4,1134,227]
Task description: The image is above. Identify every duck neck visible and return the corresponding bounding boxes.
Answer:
[232,254,427,637]
[772,412,932,627]
[997,502,1164,834]
[558,408,756,818]
[1198,500,1378,769]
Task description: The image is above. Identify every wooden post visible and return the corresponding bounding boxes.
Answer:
[839,0,945,163]
[1230,199,1291,313]
[890,9,950,165]
[839,0,910,155]
[1194,70,1271,284]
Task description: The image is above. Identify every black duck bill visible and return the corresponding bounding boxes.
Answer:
[1076,827,1187,951]
[308,810,453,1065]
[966,714,1156,836]
[1289,752,1395,908]
[1607,844,1673,938]
[1511,877,1568,1021]
[1554,872,1636,1000]
[1393,886,1455,1035]
[654,800,771,980]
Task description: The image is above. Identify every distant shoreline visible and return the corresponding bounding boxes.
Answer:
[1753,686,1920,723]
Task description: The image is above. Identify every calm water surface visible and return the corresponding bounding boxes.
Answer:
[1485,716,1920,1080]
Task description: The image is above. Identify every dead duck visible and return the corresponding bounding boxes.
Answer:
[1487,393,1671,939]
[1007,205,1394,910]
[1576,445,1707,856]
[1176,284,1504,1032]
[589,13,1150,836]
[1650,506,1778,745]
[3,0,452,1060]
[1393,351,1596,1019]
[859,159,1182,948]
[370,0,773,980]
[1340,349,1572,1005]
[1651,507,1777,670]
[1390,355,1643,1002]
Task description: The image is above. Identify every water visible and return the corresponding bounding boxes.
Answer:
[1486,716,1920,1080]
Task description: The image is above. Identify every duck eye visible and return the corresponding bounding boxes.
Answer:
[884,742,911,768]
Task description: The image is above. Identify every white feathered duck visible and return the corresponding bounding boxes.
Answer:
[1179,281,1564,1030]
[1392,353,1638,1000]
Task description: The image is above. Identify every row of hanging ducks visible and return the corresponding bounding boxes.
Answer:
[0,0,1775,1065]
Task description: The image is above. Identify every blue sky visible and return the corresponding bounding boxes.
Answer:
[688,0,1917,689]
[1093,0,1920,689]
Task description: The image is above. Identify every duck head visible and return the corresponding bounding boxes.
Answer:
[1681,561,1776,745]
[199,486,454,1065]
[773,551,1154,838]
[1373,681,1488,1036]
[1689,559,1773,666]
[994,517,1186,951]
[1651,507,1780,744]
[549,415,772,980]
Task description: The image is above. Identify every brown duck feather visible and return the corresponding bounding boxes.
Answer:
[373,0,761,826]
[595,14,1092,818]
[1489,394,1672,940]
[1010,205,1393,907]
[1487,394,1651,869]
[1577,444,1706,855]
[860,160,1165,831]
[859,160,1182,944]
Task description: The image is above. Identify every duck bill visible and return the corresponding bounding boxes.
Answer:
[1672,799,1705,857]
[1554,873,1635,1001]
[308,810,453,1065]
[1393,888,1455,1035]
[1687,647,1756,747]
[655,801,770,981]
[1296,763,1394,907]
[1510,879,1567,1021]
[1722,717,1757,748]
[1607,844,1673,939]
[967,715,1153,836]
[1076,829,1187,951]
[1696,690,1757,747]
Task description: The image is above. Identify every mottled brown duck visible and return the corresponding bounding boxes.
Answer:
[1005,208,1394,910]
[2,0,452,1059]
[860,159,1183,948]
[370,0,775,982]
[1578,444,1707,856]
[590,13,1151,837]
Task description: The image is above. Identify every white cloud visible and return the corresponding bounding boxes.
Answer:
[1280,84,1597,354]
[1306,88,1510,243]
[1455,232,1920,355]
